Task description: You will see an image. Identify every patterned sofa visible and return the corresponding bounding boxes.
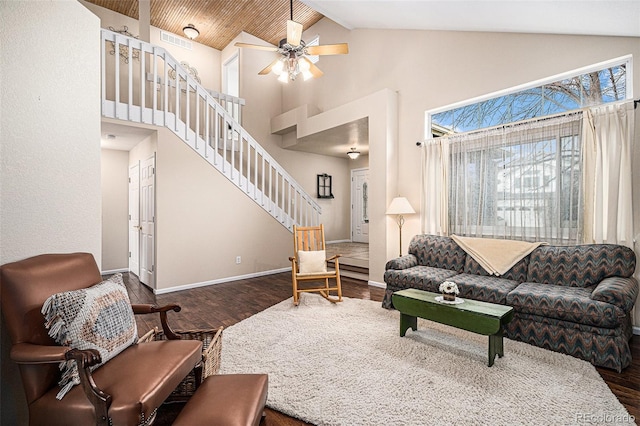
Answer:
[383,234,639,372]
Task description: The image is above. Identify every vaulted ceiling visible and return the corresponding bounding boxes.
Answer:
[85,0,324,50]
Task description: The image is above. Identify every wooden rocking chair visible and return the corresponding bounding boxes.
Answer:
[289,224,343,306]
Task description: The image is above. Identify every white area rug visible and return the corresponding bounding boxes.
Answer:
[219,294,632,425]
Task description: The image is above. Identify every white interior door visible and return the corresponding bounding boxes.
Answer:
[140,154,156,288]
[351,168,369,243]
[128,163,140,276]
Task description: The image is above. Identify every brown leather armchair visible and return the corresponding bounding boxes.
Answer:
[1,253,203,426]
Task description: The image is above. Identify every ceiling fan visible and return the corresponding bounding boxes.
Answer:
[234,0,349,82]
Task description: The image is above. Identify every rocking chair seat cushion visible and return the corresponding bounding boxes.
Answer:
[28,339,203,426]
[298,250,327,274]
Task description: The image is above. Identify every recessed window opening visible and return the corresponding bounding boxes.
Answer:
[425,55,632,138]
[223,53,240,97]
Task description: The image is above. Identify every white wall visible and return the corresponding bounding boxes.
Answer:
[101,149,130,271]
[0,0,102,422]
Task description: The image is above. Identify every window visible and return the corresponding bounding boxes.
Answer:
[423,56,632,244]
[447,114,583,244]
[427,55,631,137]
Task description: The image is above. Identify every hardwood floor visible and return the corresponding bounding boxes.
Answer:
[119,272,640,424]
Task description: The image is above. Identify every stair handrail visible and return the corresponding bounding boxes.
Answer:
[100,29,321,230]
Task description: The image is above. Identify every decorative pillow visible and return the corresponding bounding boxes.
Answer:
[298,250,328,274]
[41,273,138,399]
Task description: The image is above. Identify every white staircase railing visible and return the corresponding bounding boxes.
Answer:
[100,29,320,230]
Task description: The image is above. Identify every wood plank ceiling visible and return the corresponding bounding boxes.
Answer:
[85,0,324,51]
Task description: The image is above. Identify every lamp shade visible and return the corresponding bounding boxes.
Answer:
[386,197,415,215]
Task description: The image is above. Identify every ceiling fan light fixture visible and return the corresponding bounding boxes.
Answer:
[272,59,285,76]
[347,147,360,160]
[183,24,199,40]
[299,58,310,71]
[235,0,348,83]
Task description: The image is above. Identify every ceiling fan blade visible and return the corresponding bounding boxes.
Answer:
[287,20,303,46]
[234,42,278,52]
[301,57,324,78]
[259,57,281,75]
[306,43,349,56]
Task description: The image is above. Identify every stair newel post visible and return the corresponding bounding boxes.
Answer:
[114,35,120,118]
[163,51,169,120]
[204,96,210,158]
[140,42,146,121]
[101,32,107,116]
[152,48,159,123]
[127,36,133,121]
[185,70,190,143]
[174,60,180,132]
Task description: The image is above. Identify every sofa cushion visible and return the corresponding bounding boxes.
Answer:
[448,273,520,304]
[506,282,624,328]
[408,235,467,272]
[384,266,458,293]
[526,244,636,287]
[463,255,529,283]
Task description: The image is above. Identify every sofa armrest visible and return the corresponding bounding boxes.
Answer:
[132,303,182,340]
[385,254,418,270]
[591,276,639,312]
[10,342,71,364]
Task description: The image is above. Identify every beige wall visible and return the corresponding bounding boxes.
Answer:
[349,154,369,171]
[154,127,292,290]
[101,149,130,271]
[286,18,640,323]
[0,0,102,422]
[224,32,354,241]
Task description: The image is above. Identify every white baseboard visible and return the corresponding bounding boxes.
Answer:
[154,267,292,295]
[633,326,640,336]
[368,280,386,289]
[326,239,353,244]
[101,268,129,275]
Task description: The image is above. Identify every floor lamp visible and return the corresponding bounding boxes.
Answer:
[386,197,415,257]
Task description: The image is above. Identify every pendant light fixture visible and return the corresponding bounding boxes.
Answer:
[347,147,361,160]
[183,24,200,40]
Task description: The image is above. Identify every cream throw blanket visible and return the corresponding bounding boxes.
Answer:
[451,235,547,276]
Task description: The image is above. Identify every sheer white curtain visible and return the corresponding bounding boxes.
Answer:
[422,113,584,244]
[582,101,635,248]
[420,139,449,235]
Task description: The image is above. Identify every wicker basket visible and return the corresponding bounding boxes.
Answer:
[138,326,223,400]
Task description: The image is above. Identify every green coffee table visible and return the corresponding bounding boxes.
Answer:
[392,288,514,366]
